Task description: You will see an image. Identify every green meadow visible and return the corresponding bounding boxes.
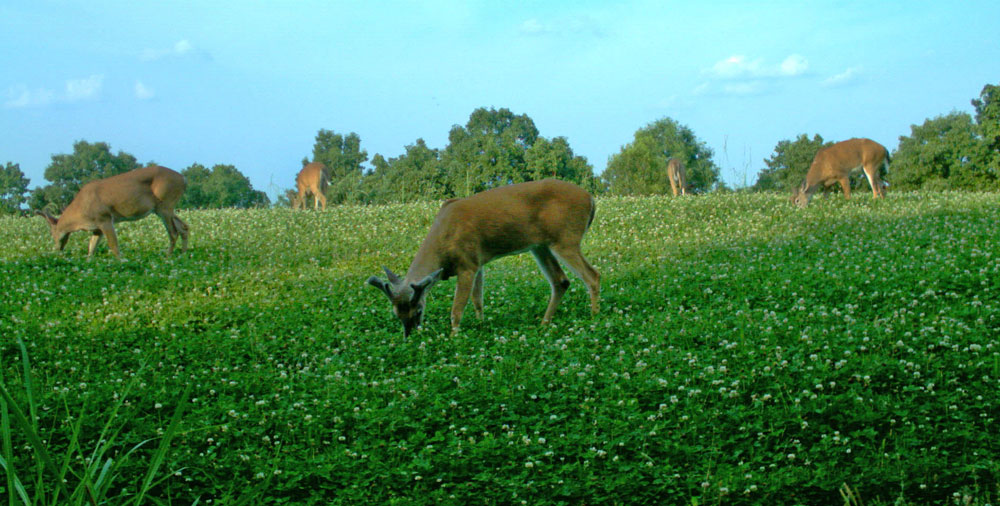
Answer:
[1,192,998,505]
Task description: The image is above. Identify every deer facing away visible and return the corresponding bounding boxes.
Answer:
[667,158,687,196]
[367,178,601,336]
[36,165,189,259]
[294,162,329,210]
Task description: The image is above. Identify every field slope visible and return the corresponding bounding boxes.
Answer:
[1,192,998,505]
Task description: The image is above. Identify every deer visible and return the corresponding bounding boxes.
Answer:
[367,178,601,337]
[36,165,189,259]
[293,162,329,210]
[667,157,687,196]
[792,138,889,208]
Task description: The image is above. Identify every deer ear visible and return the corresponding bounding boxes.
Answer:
[410,269,443,302]
[383,267,402,285]
[35,209,57,226]
[367,276,394,298]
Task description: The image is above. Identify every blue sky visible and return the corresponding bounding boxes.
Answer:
[3,1,998,197]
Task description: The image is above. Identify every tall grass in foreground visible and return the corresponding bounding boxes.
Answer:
[1,191,998,505]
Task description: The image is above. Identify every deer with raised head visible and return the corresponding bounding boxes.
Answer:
[667,157,687,196]
[367,178,601,336]
[36,165,189,259]
[792,138,889,208]
[293,162,329,210]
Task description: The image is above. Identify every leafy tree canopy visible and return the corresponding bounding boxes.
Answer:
[972,82,1000,172]
[754,134,830,192]
[31,140,140,210]
[603,117,719,195]
[441,107,541,196]
[179,163,269,209]
[308,130,368,181]
[891,112,994,191]
[0,161,30,215]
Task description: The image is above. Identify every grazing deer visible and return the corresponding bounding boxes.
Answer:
[367,178,601,336]
[293,162,329,210]
[667,157,687,196]
[36,165,189,259]
[792,138,889,208]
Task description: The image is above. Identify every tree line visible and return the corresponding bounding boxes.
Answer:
[2,82,996,215]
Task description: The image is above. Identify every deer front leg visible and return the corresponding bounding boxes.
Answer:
[451,270,475,335]
[88,231,103,258]
[838,178,851,200]
[472,268,485,320]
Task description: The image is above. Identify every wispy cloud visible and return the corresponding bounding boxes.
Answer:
[134,80,155,100]
[704,54,809,79]
[4,74,104,109]
[140,39,200,61]
[519,18,551,36]
[822,66,861,87]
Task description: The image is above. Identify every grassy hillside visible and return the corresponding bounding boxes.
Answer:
[1,192,998,505]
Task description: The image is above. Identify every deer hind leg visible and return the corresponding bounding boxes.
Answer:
[100,223,122,259]
[863,163,885,198]
[157,213,179,255]
[173,215,189,252]
[531,246,570,324]
[550,242,601,317]
[315,190,327,211]
[668,173,679,197]
[472,268,485,320]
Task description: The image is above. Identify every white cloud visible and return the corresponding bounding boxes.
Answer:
[822,66,861,87]
[778,54,808,76]
[4,85,56,108]
[4,74,103,109]
[65,74,104,101]
[140,39,199,61]
[135,80,155,100]
[704,54,809,79]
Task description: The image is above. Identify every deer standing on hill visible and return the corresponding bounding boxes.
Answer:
[36,165,189,259]
[792,138,889,208]
[367,178,601,336]
[294,162,329,210]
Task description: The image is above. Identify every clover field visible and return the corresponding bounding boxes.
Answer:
[1,191,999,505]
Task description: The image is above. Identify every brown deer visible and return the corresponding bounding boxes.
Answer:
[667,157,687,196]
[792,138,889,208]
[36,165,189,259]
[367,178,601,336]
[293,162,329,210]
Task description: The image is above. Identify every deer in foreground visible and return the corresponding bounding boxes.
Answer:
[293,162,329,210]
[792,137,889,208]
[367,178,601,336]
[36,165,189,259]
[667,157,687,196]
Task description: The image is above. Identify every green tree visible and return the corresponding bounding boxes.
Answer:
[0,162,30,215]
[891,112,992,191]
[31,140,140,210]
[308,130,368,204]
[441,107,540,196]
[525,136,596,189]
[369,139,448,203]
[179,163,268,209]
[972,83,1000,175]
[754,134,830,192]
[603,117,719,195]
